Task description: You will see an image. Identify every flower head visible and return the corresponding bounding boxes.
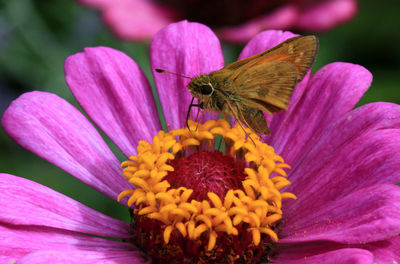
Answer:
[2,21,400,263]
[118,119,296,262]
[78,0,358,43]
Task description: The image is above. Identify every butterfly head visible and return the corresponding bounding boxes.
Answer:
[187,74,215,100]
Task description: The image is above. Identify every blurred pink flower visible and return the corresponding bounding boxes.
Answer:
[78,0,358,43]
[2,21,400,263]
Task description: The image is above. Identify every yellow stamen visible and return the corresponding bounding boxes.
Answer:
[163,225,173,243]
[176,222,187,237]
[208,231,217,251]
[119,119,295,250]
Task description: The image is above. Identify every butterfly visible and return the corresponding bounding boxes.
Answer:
[157,35,318,135]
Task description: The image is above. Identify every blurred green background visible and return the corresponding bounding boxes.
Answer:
[0,0,399,222]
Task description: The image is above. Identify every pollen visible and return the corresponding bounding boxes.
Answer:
[118,119,296,263]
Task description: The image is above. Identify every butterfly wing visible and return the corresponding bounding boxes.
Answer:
[238,106,271,135]
[231,61,297,114]
[225,35,318,83]
[224,99,271,135]
[218,35,318,115]
[206,35,318,135]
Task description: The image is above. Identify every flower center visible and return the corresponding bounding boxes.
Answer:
[167,150,246,201]
[118,119,296,263]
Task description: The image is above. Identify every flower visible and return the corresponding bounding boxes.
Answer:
[78,0,358,43]
[2,20,400,263]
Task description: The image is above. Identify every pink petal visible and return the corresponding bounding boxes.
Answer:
[288,102,400,192]
[1,92,131,201]
[271,62,372,165]
[79,0,177,41]
[273,247,373,264]
[296,0,358,31]
[151,20,224,130]
[271,246,374,264]
[0,174,130,238]
[280,184,400,244]
[18,250,150,264]
[362,236,400,264]
[0,224,136,262]
[284,128,400,218]
[217,6,298,43]
[273,237,398,263]
[65,46,161,157]
[238,30,299,59]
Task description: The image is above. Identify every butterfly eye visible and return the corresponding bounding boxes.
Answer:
[200,84,213,95]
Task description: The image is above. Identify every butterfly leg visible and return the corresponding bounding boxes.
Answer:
[186,97,204,131]
[224,101,256,146]
[194,96,212,131]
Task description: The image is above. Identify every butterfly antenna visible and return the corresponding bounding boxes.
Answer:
[155,69,192,79]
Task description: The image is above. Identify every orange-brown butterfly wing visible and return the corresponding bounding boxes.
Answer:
[225,35,318,83]
[207,35,318,135]
[224,100,271,135]
[211,61,296,135]
[233,61,297,114]
[238,106,271,135]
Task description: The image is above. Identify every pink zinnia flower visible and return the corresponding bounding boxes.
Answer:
[2,21,400,263]
[78,0,358,43]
